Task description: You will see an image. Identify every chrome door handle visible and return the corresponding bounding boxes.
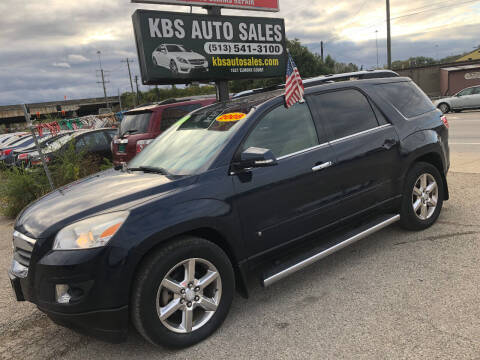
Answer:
[312,161,333,172]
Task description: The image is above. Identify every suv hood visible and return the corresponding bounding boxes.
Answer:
[15,169,196,239]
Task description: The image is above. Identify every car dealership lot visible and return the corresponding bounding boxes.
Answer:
[1,112,480,359]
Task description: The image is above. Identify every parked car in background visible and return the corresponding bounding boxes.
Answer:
[5,131,73,167]
[23,128,116,167]
[435,85,480,113]
[0,133,51,161]
[9,75,449,348]
[112,97,216,166]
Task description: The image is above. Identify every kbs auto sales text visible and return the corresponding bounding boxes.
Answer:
[148,18,283,42]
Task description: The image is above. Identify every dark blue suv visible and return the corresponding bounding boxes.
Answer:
[9,77,449,348]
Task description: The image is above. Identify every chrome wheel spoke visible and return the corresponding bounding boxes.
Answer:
[197,270,218,290]
[428,197,437,207]
[413,186,422,197]
[159,298,182,321]
[198,296,218,312]
[185,258,196,283]
[161,278,183,294]
[181,308,194,332]
[413,198,422,212]
[420,174,427,190]
[420,204,428,219]
[426,182,437,194]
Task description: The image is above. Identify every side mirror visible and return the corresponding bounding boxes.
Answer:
[235,147,277,171]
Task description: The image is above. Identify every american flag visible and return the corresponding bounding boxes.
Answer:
[285,52,304,108]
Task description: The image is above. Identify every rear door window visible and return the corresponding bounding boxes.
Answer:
[377,81,435,118]
[310,89,380,140]
[161,104,204,132]
[82,132,109,150]
[472,87,480,95]
[242,102,319,158]
[458,87,474,96]
[119,112,151,136]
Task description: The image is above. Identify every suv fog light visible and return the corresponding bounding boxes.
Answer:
[55,284,71,304]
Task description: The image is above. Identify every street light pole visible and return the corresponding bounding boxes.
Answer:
[386,0,392,69]
[375,30,379,69]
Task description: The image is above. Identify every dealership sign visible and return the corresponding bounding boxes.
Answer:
[132,10,286,84]
[131,0,280,12]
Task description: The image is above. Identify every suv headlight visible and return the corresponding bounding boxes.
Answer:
[53,211,129,250]
[176,57,189,64]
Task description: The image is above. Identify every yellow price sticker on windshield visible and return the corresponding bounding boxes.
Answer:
[216,113,246,122]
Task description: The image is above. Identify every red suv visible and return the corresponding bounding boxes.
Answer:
[112,97,216,165]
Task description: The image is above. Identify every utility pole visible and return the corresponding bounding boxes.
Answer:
[121,58,135,95]
[135,75,141,105]
[320,41,324,62]
[386,0,392,69]
[375,30,379,69]
[96,51,110,108]
[206,6,229,102]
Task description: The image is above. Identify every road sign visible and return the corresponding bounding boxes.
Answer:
[132,10,286,84]
[131,0,279,12]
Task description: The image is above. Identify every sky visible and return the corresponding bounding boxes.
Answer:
[1,0,479,105]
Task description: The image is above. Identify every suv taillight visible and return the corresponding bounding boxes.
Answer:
[441,115,449,129]
[136,139,153,153]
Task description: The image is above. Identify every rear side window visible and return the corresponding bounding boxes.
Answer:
[119,112,151,136]
[311,89,379,140]
[242,102,319,158]
[161,104,204,131]
[377,81,434,118]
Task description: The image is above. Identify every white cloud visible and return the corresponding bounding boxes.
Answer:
[67,54,90,63]
[52,62,71,69]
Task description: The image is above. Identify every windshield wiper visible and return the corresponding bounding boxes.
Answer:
[127,166,171,176]
[121,129,138,137]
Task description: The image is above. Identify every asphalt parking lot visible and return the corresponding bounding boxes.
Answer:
[1,112,479,359]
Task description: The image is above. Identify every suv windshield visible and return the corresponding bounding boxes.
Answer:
[129,104,251,175]
[119,112,151,136]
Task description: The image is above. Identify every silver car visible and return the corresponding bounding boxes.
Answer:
[435,85,480,113]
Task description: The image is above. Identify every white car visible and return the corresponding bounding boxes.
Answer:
[435,85,480,113]
[152,44,208,75]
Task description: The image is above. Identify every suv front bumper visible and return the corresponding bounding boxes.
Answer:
[8,241,131,343]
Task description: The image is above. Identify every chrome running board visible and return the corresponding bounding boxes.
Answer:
[263,214,400,287]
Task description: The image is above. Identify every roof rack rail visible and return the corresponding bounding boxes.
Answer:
[232,69,399,99]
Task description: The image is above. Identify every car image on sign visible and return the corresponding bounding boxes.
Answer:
[152,44,209,75]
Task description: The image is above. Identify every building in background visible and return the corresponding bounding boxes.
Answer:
[397,59,480,98]
[456,48,480,62]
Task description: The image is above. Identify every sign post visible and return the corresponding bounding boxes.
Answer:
[22,105,55,191]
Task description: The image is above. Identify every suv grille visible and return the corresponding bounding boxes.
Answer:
[13,231,36,267]
[189,59,205,65]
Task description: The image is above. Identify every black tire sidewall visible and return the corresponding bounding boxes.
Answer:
[133,238,235,348]
[400,162,444,230]
[439,103,449,114]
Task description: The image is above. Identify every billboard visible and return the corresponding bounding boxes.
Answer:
[131,0,280,12]
[132,10,286,84]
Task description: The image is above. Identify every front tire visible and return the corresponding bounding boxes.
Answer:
[400,162,444,230]
[131,237,235,348]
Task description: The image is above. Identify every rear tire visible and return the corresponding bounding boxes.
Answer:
[438,103,450,114]
[400,162,444,230]
[131,237,235,348]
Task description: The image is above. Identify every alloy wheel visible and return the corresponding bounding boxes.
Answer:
[411,173,438,220]
[156,258,222,334]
